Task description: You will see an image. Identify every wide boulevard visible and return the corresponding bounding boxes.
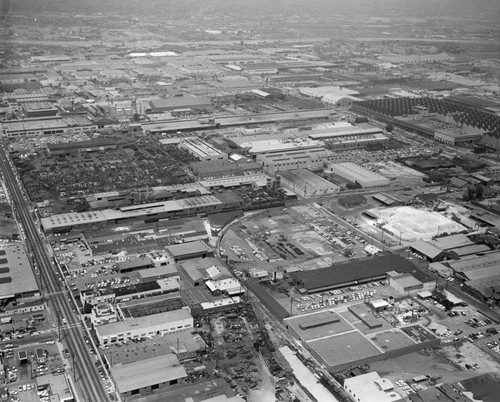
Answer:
[0,145,110,402]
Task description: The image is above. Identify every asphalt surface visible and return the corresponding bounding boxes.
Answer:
[0,146,110,402]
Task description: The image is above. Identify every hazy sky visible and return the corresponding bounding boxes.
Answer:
[5,0,500,20]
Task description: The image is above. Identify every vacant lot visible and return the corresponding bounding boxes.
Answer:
[371,345,496,385]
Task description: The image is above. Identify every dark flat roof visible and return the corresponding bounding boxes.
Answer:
[456,373,500,402]
[245,279,289,320]
[292,254,417,291]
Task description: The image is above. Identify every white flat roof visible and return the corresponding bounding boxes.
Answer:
[329,162,390,183]
[344,371,400,402]
[0,244,39,298]
[200,296,242,310]
[199,173,270,188]
[97,308,192,337]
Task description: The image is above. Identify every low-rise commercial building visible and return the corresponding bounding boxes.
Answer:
[344,372,401,402]
[95,308,193,346]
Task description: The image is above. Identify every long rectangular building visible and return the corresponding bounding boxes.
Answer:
[142,110,335,134]
[96,308,193,346]
[257,148,337,174]
[327,162,390,187]
[292,255,419,293]
[278,169,340,198]
[1,117,68,137]
[179,138,226,161]
[0,244,40,300]
[41,194,243,233]
[111,354,188,398]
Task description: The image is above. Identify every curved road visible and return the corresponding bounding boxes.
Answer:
[0,147,110,402]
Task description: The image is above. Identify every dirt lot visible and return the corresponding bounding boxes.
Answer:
[0,203,18,239]
[211,315,267,398]
[371,341,500,386]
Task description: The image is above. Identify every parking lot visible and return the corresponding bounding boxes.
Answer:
[220,203,378,276]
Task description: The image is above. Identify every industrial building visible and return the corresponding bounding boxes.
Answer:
[235,135,323,156]
[344,372,401,402]
[179,257,232,287]
[46,139,119,156]
[111,353,188,398]
[409,234,489,262]
[40,194,243,233]
[372,193,405,207]
[199,173,271,190]
[277,169,340,198]
[196,296,243,316]
[190,160,261,180]
[409,240,449,262]
[95,307,193,346]
[166,240,214,262]
[338,194,366,208]
[149,96,212,113]
[291,254,432,293]
[257,148,337,174]
[116,257,155,273]
[327,162,390,187]
[141,110,334,135]
[285,308,439,372]
[21,101,59,117]
[434,128,483,146]
[445,251,500,304]
[0,244,40,300]
[179,138,227,161]
[205,278,245,297]
[307,123,383,139]
[2,117,68,137]
[323,132,389,151]
[389,272,434,295]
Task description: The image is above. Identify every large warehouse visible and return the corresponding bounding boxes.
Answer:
[40,193,243,233]
[446,251,500,304]
[111,353,188,398]
[291,254,430,293]
[277,169,340,198]
[326,162,390,187]
[149,96,212,112]
[0,244,40,300]
[257,147,337,174]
